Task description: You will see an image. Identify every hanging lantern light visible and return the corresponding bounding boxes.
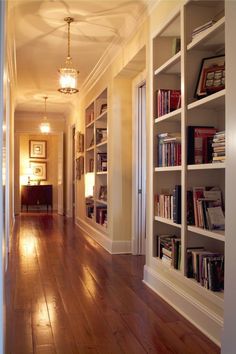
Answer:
[40,96,50,133]
[58,17,79,94]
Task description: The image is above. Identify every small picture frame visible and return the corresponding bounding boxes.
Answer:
[195,55,225,99]
[99,185,107,201]
[100,103,107,115]
[30,161,47,181]
[76,131,84,153]
[29,140,47,159]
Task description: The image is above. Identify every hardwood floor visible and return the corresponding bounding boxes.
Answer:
[6,214,220,354]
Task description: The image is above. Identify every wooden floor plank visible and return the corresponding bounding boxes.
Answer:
[6,214,220,354]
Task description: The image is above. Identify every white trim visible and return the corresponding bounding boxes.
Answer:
[132,70,146,255]
[143,265,222,347]
[76,217,131,254]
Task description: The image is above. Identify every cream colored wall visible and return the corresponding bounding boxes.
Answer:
[19,133,59,210]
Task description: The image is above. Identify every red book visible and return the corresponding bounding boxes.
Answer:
[194,128,217,164]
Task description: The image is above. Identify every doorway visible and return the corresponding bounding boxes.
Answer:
[72,125,76,219]
[132,76,146,255]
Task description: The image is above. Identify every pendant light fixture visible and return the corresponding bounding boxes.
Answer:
[58,17,79,94]
[40,96,50,134]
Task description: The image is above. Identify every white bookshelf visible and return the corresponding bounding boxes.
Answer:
[147,0,225,344]
[85,89,108,231]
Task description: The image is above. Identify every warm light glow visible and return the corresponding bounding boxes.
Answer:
[20,236,35,258]
[40,121,50,134]
[58,17,79,94]
[58,64,78,94]
[85,172,95,197]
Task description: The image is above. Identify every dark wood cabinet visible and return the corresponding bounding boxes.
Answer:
[21,185,53,211]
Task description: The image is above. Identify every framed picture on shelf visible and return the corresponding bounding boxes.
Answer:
[100,103,107,115]
[30,161,47,181]
[99,185,107,201]
[76,131,84,153]
[195,55,225,98]
[29,140,47,159]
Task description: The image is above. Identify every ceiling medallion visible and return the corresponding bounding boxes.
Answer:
[58,17,79,94]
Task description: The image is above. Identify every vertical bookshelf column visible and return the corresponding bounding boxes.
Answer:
[152,12,183,272]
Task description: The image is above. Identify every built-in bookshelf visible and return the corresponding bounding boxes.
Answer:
[85,89,108,230]
[148,0,225,344]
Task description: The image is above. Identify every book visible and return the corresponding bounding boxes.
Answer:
[156,89,181,117]
[173,185,181,224]
[187,126,217,165]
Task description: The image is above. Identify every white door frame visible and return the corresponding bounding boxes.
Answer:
[132,71,146,255]
[66,124,76,218]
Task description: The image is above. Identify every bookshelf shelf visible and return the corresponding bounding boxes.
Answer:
[154,108,182,124]
[96,140,107,148]
[154,166,181,172]
[86,120,94,129]
[187,163,225,170]
[187,16,225,52]
[86,146,94,152]
[154,216,181,229]
[152,257,224,308]
[96,171,107,175]
[187,226,225,242]
[96,199,107,205]
[154,51,181,76]
[96,110,107,122]
[85,89,108,229]
[187,89,225,111]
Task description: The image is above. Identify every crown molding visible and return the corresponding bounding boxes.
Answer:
[79,1,152,99]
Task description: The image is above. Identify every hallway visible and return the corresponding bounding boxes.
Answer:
[6,214,220,354]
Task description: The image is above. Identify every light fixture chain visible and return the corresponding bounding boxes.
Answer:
[68,20,70,58]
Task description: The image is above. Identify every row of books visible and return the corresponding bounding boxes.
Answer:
[157,239,224,292]
[157,133,181,167]
[187,248,224,292]
[157,235,181,270]
[187,186,225,230]
[212,131,225,163]
[156,89,181,117]
[154,185,181,224]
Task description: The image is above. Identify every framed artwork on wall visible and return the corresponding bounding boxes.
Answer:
[76,131,84,153]
[29,140,47,159]
[76,156,84,180]
[30,161,47,181]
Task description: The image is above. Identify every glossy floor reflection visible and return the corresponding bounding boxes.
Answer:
[6,214,220,354]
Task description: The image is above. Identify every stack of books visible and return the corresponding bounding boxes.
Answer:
[157,132,181,167]
[157,235,181,269]
[186,248,224,292]
[154,185,181,224]
[187,186,225,230]
[156,89,181,117]
[212,131,225,163]
[192,20,216,40]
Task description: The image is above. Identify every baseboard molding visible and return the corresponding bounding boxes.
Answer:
[76,217,131,254]
[143,265,223,347]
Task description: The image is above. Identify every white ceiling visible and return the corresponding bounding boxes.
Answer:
[10,0,151,115]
